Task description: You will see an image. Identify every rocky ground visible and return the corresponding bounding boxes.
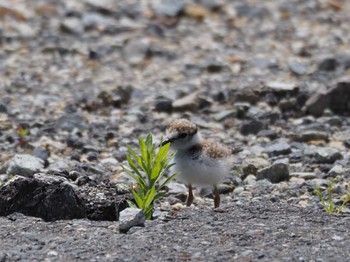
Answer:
[1,0,350,261]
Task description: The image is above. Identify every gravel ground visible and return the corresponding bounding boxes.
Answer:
[1,0,350,261]
[1,200,350,262]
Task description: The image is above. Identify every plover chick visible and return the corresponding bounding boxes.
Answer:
[162,119,233,208]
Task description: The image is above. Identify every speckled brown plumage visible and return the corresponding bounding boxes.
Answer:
[188,139,232,159]
[167,119,197,135]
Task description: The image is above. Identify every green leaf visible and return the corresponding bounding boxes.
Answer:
[126,154,142,177]
[139,137,148,166]
[144,186,156,208]
[156,142,170,163]
[126,145,142,168]
[144,204,154,220]
[132,190,145,209]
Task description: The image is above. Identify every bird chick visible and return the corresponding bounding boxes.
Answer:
[162,119,233,208]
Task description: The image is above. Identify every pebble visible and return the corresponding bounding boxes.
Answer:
[7,154,44,177]
[256,163,290,183]
[172,92,199,112]
[241,157,270,179]
[327,165,346,178]
[318,58,338,71]
[290,172,317,180]
[304,146,342,164]
[290,130,329,142]
[119,208,146,233]
[264,140,291,157]
[239,119,265,135]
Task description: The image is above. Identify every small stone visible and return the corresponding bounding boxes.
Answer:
[86,152,98,162]
[33,148,50,162]
[289,61,308,75]
[206,60,224,73]
[256,163,290,183]
[241,158,270,179]
[154,98,173,113]
[264,140,291,157]
[233,186,244,195]
[213,109,236,121]
[304,146,342,164]
[318,58,338,71]
[303,92,328,117]
[172,92,199,112]
[305,178,328,190]
[333,130,350,142]
[328,79,350,115]
[60,17,84,35]
[7,154,44,177]
[153,0,185,16]
[265,82,298,93]
[328,165,345,178]
[257,129,278,140]
[165,182,187,195]
[185,4,209,20]
[56,113,87,131]
[290,172,317,180]
[123,38,149,65]
[119,208,146,233]
[289,130,329,142]
[244,174,256,185]
[239,119,265,135]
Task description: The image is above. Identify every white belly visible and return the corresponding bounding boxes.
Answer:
[173,152,230,186]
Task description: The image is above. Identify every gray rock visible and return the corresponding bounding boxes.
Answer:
[56,113,88,131]
[0,174,86,221]
[172,92,199,112]
[60,17,84,35]
[241,158,270,179]
[165,182,187,195]
[7,154,44,177]
[305,78,350,116]
[153,0,185,16]
[304,146,342,164]
[303,92,329,117]
[256,163,290,183]
[257,129,278,140]
[154,98,173,113]
[290,172,317,180]
[123,38,149,65]
[333,130,350,142]
[119,208,146,233]
[240,119,265,135]
[327,165,345,178]
[289,130,329,142]
[328,78,350,115]
[289,61,308,75]
[318,58,338,71]
[264,140,291,156]
[213,109,236,121]
[265,82,298,93]
[305,178,328,190]
[244,174,257,185]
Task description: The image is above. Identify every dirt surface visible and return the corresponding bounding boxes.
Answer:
[1,200,350,262]
[1,0,350,261]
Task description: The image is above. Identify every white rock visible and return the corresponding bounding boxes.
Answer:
[119,208,146,233]
[7,154,44,177]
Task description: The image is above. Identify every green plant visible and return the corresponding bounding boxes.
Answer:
[313,179,350,215]
[121,134,177,219]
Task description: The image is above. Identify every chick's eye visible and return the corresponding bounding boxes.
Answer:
[179,133,187,138]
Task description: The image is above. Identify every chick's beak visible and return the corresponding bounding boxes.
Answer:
[161,137,174,146]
